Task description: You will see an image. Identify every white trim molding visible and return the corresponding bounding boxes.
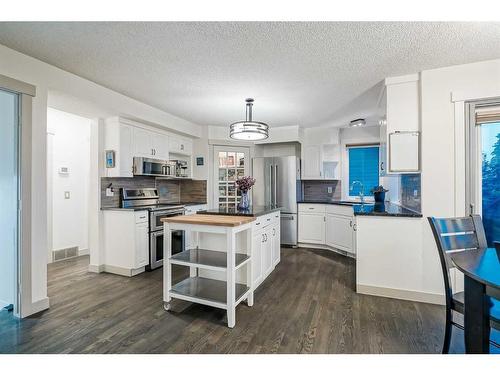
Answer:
[357,284,444,305]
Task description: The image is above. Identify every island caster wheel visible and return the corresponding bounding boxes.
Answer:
[163,302,171,311]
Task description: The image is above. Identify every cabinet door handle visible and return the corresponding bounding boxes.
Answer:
[267,218,271,222]
[272,228,276,236]
[353,224,357,231]
[349,220,353,227]
[380,162,384,171]
[181,144,184,151]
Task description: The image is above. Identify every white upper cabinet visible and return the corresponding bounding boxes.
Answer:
[169,136,192,156]
[152,132,169,160]
[104,119,134,178]
[302,145,322,179]
[380,74,421,174]
[134,127,155,158]
[134,127,169,160]
[301,127,340,180]
[104,117,193,178]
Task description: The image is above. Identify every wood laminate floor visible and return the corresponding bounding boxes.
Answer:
[0,247,477,354]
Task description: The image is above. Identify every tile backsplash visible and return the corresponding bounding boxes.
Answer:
[400,174,421,213]
[101,177,207,208]
[302,180,341,201]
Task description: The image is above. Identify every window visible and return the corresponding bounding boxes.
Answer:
[348,146,380,197]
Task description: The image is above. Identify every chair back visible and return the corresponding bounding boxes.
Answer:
[427,215,487,307]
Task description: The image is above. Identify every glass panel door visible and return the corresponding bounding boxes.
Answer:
[478,121,500,246]
[213,146,250,210]
[0,89,19,311]
[469,102,500,247]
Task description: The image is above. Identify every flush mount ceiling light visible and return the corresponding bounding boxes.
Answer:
[349,118,366,128]
[229,98,269,141]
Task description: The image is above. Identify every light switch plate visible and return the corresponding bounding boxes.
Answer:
[327,186,333,194]
[64,191,70,199]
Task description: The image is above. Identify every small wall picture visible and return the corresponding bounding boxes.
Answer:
[196,157,204,166]
[105,150,115,168]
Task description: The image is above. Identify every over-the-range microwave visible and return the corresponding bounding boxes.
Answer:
[132,157,176,177]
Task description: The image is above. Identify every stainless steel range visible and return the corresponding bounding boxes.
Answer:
[121,188,186,270]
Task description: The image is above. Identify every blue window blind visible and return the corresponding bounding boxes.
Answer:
[348,146,379,196]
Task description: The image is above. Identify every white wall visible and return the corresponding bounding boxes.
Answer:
[420,58,500,295]
[0,43,201,315]
[47,108,91,260]
[0,90,18,309]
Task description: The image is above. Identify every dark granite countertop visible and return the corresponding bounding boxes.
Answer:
[297,200,422,218]
[198,205,282,217]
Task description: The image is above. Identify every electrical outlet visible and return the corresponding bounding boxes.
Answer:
[327,186,333,194]
[106,188,114,197]
[64,191,70,199]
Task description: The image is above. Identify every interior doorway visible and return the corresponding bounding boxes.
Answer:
[0,88,20,314]
[212,145,250,210]
[467,100,500,246]
[47,108,91,264]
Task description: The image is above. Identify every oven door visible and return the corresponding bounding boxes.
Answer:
[151,209,186,231]
[148,229,185,271]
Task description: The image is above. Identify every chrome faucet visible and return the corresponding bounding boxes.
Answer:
[350,180,365,203]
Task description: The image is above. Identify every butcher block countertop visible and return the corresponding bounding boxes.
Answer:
[161,214,255,227]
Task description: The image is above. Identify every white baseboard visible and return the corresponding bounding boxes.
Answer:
[88,264,104,273]
[21,297,50,318]
[297,243,356,259]
[98,264,145,277]
[356,284,444,305]
[78,248,89,256]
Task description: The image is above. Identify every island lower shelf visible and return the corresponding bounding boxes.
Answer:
[169,248,250,271]
[170,276,250,309]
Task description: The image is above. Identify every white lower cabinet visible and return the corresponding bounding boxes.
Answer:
[134,221,149,268]
[325,214,355,254]
[271,222,280,266]
[103,210,150,276]
[252,230,263,287]
[298,204,356,257]
[252,212,281,289]
[298,212,325,244]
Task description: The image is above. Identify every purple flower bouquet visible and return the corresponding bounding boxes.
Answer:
[235,176,255,210]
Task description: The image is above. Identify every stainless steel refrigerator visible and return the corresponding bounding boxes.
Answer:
[252,156,301,246]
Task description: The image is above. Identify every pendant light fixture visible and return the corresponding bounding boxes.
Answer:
[229,98,269,141]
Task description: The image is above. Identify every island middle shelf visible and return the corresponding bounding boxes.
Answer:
[169,248,250,271]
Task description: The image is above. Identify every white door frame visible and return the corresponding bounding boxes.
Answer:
[0,74,36,318]
[211,145,251,209]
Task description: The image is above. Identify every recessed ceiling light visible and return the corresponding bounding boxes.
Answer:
[349,118,366,127]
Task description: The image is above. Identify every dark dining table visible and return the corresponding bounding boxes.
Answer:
[449,247,500,353]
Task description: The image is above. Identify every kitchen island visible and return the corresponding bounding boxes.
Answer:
[162,207,281,328]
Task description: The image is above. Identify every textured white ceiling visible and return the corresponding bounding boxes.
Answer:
[0,22,499,128]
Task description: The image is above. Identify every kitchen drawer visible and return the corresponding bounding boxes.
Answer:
[253,213,272,229]
[135,210,149,224]
[298,203,326,213]
[326,205,354,217]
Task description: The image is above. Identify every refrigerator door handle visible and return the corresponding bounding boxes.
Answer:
[269,164,274,206]
[274,164,278,206]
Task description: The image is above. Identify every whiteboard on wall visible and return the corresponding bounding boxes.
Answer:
[389,132,420,172]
